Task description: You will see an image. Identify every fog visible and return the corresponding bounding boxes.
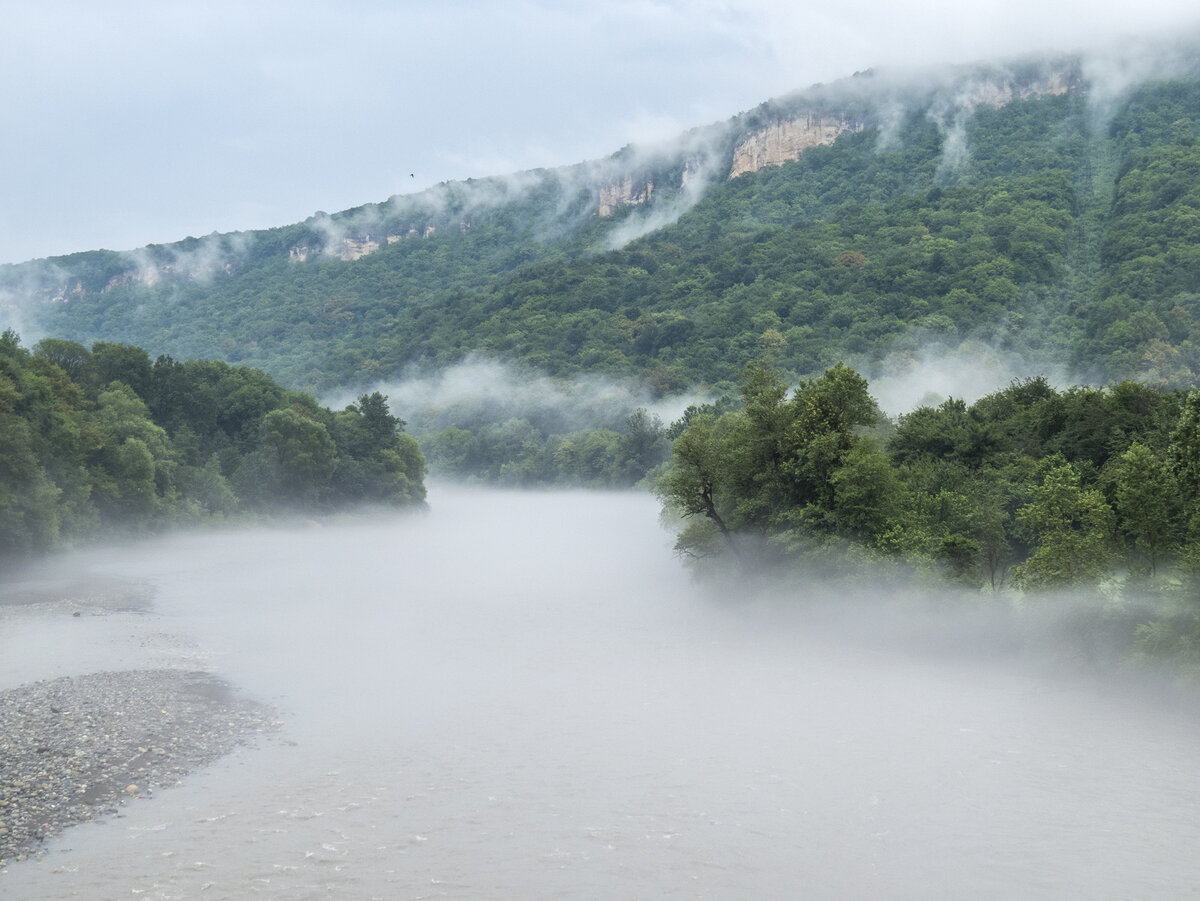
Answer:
[866,338,1075,416]
[4,486,1200,899]
[8,2,1200,266]
[341,356,707,438]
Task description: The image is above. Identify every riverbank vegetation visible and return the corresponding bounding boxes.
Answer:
[655,360,1200,674]
[0,330,425,559]
[5,57,1200,674]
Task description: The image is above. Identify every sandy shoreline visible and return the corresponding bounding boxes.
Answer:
[0,576,278,866]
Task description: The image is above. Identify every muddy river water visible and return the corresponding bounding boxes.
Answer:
[3,486,1200,899]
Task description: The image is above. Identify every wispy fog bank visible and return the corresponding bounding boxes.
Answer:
[865,339,1074,416]
[334,356,708,434]
[6,487,1200,899]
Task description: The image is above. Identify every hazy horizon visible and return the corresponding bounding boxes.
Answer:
[5,2,1200,265]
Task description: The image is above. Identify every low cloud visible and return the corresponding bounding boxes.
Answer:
[332,356,707,435]
[866,338,1074,417]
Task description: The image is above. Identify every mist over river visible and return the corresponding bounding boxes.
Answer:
[4,486,1200,899]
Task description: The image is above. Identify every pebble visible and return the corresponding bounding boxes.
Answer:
[0,668,278,866]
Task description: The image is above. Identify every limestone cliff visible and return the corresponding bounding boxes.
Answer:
[333,236,380,261]
[726,68,1074,180]
[289,229,433,263]
[596,174,654,217]
[948,70,1072,110]
[729,114,865,179]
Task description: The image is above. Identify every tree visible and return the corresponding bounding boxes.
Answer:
[826,441,903,542]
[254,408,338,505]
[87,342,152,396]
[1012,457,1116,590]
[1113,442,1181,575]
[656,361,882,562]
[354,391,405,450]
[32,338,91,382]
[655,412,747,560]
[329,393,426,504]
[0,378,62,554]
[616,407,668,483]
[1170,388,1200,503]
[778,362,878,525]
[731,361,792,528]
[89,382,176,523]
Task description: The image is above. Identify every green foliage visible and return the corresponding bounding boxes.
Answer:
[0,330,426,561]
[417,404,667,488]
[655,411,746,558]
[657,361,1189,596]
[251,408,338,506]
[1011,457,1116,590]
[1112,442,1181,575]
[11,74,1200,394]
[657,361,882,561]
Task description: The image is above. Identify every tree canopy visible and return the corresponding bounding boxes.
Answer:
[0,330,426,561]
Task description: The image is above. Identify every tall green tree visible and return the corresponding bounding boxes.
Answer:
[252,408,338,506]
[776,362,879,533]
[1113,441,1181,575]
[655,411,749,560]
[89,382,176,522]
[1012,457,1116,589]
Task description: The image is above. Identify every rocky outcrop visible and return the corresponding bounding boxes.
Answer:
[289,230,433,263]
[730,114,864,178]
[726,69,1073,180]
[597,174,654,217]
[48,282,85,304]
[333,236,380,261]
[951,71,1073,110]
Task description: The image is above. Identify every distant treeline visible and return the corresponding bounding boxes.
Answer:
[0,330,425,559]
[420,407,670,488]
[656,361,1200,664]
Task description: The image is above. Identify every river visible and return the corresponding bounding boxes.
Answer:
[3,486,1200,899]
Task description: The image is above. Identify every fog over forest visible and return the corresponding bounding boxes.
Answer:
[8,11,1200,893]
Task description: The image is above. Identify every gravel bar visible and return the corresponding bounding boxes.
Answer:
[0,668,278,866]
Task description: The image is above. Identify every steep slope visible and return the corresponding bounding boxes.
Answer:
[3,51,1200,394]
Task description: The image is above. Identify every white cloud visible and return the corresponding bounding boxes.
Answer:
[2,2,1199,263]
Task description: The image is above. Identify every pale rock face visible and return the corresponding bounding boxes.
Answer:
[680,158,704,191]
[597,175,653,217]
[334,237,380,262]
[729,114,865,179]
[105,266,168,290]
[952,72,1072,110]
[725,71,1071,180]
[49,282,85,303]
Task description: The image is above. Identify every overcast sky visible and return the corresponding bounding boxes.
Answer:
[2,1,1199,266]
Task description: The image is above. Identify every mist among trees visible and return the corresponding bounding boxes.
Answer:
[0,330,425,559]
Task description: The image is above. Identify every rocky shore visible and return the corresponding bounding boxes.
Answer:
[0,575,279,866]
[0,669,277,866]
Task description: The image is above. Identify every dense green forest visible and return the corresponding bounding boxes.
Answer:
[0,330,426,560]
[656,359,1200,666]
[6,60,1200,400]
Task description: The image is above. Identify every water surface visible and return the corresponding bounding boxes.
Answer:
[3,486,1200,899]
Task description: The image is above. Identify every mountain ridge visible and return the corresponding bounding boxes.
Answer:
[3,43,1200,396]
[1,53,1089,283]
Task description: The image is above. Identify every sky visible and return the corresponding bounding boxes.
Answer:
[3,1,1200,266]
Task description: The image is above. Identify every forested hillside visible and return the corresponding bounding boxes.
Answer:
[4,53,1200,400]
[0,330,425,559]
